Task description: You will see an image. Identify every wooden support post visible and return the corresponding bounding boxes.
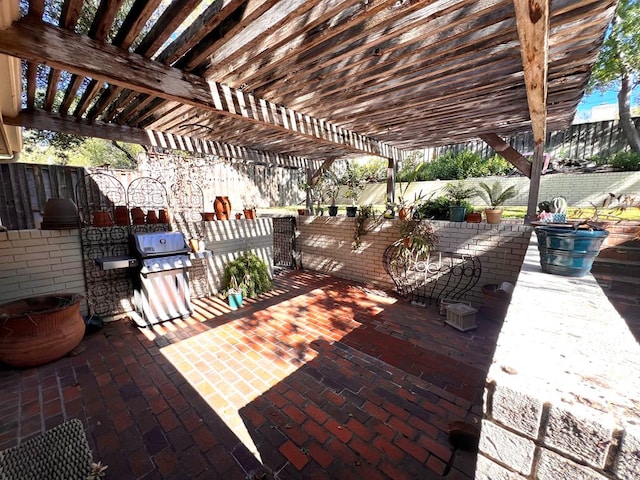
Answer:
[525,142,544,224]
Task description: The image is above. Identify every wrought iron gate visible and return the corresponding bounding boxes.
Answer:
[273,216,297,269]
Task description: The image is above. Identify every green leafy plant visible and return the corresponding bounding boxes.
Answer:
[222,253,272,298]
[415,196,451,220]
[343,164,366,206]
[477,181,518,208]
[608,151,640,171]
[396,219,439,260]
[443,182,479,205]
[352,205,381,249]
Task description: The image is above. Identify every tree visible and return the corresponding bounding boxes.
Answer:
[588,0,640,152]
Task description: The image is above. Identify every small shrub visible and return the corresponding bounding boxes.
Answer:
[485,154,513,175]
[415,196,456,220]
[222,253,272,298]
[608,151,640,171]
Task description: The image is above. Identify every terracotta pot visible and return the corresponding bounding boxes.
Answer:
[0,294,85,367]
[200,212,215,221]
[146,210,158,224]
[398,207,408,220]
[485,209,503,224]
[114,206,130,226]
[40,198,79,229]
[235,213,242,219]
[465,212,482,223]
[92,210,114,227]
[214,196,232,220]
[297,209,306,215]
[158,209,171,224]
[243,209,255,220]
[131,207,145,225]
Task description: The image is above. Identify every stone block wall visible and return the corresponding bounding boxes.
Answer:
[477,234,640,479]
[296,216,532,305]
[0,229,88,315]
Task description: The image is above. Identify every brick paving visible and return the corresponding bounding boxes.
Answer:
[0,271,502,479]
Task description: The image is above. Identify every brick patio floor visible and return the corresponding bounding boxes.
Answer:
[0,271,503,479]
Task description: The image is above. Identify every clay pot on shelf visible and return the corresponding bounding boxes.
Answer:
[200,212,215,221]
[243,208,256,220]
[235,212,242,220]
[158,209,171,224]
[146,210,158,224]
[465,212,482,223]
[214,196,232,220]
[131,207,145,225]
[114,206,130,226]
[92,210,114,227]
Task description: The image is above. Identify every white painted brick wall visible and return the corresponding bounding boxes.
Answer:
[0,229,88,315]
[297,217,531,306]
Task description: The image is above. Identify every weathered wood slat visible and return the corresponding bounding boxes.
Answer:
[480,133,532,178]
[26,61,37,109]
[0,18,401,160]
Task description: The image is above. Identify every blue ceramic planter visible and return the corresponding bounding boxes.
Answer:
[228,292,243,310]
[449,206,466,222]
[534,226,609,277]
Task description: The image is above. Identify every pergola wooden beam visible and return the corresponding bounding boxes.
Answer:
[0,17,402,161]
[4,110,309,169]
[513,0,549,222]
[480,133,532,178]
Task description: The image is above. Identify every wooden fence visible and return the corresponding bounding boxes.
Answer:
[433,117,640,161]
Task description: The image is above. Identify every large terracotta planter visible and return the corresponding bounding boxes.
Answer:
[214,196,232,220]
[484,209,503,224]
[0,294,85,367]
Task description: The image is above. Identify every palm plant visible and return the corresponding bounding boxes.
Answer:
[477,181,518,208]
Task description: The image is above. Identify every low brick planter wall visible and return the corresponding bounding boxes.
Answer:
[477,233,640,479]
[296,216,531,305]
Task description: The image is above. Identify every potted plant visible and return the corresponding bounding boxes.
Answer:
[225,274,245,310]
[222,253,273,307]
[477,181,518,224]
[322,170,341,217]
[465,207,482,223]
[397,218,439,260]
[343,164,365,217]
[395,165,425,220]
[443,182,479,222]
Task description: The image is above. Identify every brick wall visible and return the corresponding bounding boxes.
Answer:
[297,217,532,305]
[0,229,88,315]
[477,235,640,479]
[0,219,273,316]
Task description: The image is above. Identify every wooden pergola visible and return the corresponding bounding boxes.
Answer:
[0,0,616,219]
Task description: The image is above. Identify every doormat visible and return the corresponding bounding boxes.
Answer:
[0,418,94,480]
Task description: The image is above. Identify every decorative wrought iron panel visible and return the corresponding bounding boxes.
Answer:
[75,172,127,226]
[382,242,481,306]
[273,216,296,268]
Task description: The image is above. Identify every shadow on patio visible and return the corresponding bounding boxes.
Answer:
[0,270,504,479]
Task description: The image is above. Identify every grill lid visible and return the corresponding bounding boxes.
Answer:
[129,232,189,257]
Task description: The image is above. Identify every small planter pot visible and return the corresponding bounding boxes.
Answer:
[465,212,482,223]
[534,226,609,277]
[485,209,503,224]
[328,205,338,217]
[449,206,466,222]
[243,209,255,220]
[297,209,307,216]
[346,206,358,217]
[228,292,243,310]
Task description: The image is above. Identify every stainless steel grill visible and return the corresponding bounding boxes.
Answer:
[129,232,193,327]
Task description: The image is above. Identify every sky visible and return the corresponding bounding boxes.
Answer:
[575,86,640,123]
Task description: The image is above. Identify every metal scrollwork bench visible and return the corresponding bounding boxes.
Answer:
[382,242,481,306]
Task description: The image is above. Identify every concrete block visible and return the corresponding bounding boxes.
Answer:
[492,382,543,438]
[616,424,640,479]
[544,404,615,469]
[537,449,608,480]
[479,420,535,475]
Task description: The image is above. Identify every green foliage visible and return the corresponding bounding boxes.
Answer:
[417,150,488,180]
[343,163,366,203]
[608,151,640,171]
[415,196,451,220]
[588,0,640,91]
[396,151,425,182]
[222,253,272,299]
[485,154,513,175]
[477,182,518,208]
[443,182,479,205]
